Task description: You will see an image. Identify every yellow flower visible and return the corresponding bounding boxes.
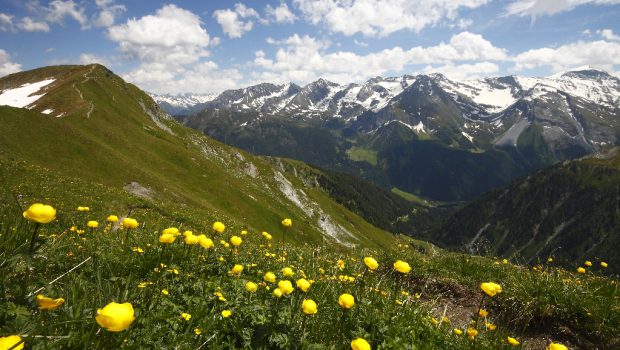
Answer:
[0,335,24,350]
[350,337,371,350]
[601,261,608,268]
[466,328,478,340]
[453,328,463,336]
[23,203,56,224]
[478,309,488,318]
[230,264,244,275]
[547,257,554,263]
[281,218,292,227]
[185,234,199,245]
[430,317,439,325]
[162,227,180,236]
[121,218,139,229]
[262,231,272,240]
[198,235,213,249]
[577,267,586,274]
[507,337,520,346]
[240,230,248,235]
[161,289,169,295]
[296,278,311,292]
[221,309,232,318]
[272,288,283,298]
[282,267,294,277]
[277,280,294,295]
[301,299,317,315]
[77,206,90,212]
[245,281,258,293]
[547,342,568,350]
[480,282,502,297]
[181,312,191,321]
[485,322,496,331]
[364,257,378,270]
[194,328,202,335]
[107,215,119,222]
[87,221,99,228]
[502,259,508,264]
[337,259,346,270]
[230,236,243,246]
[159,233,175,244]
[95,302,135,332]
[338,293,355,309]
[183,230,193,237]
[36,294,65,310]
[393,260,411,274]
[264,271,277,283]
[212,221,226,233]
[585,261,592,267]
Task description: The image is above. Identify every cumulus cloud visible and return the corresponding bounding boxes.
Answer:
[108,4,210,65]
[78,53,108,65]
[0,13,13,32]
[266,3,297,23]
[597,29,620,42]
[213,3,261,38]
[17,17,50,32]
[45,0,87,27]
[420,62,499,80]
[505,0,620,20]
[512,39,620,72]
[293,0,489,37]
[0,49,22,77]
[91,0,126,28]
[252,31,507,84]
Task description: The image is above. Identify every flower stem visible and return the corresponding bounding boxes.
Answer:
[29,223,41,253]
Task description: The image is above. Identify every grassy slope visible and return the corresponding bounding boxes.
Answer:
[0,64,393,249]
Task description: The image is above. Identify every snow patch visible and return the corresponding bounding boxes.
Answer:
[461,131,474,142]
[41,108,54,114]
[0,79,55,108]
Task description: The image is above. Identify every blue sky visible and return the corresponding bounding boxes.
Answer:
[1,0,619,94]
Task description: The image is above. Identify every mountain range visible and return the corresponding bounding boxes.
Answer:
[165,67,620,201]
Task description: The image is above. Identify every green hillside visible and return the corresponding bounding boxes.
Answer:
[430,150,620,272]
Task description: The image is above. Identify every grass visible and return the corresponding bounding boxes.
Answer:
[390,187,430,207]
[346,147,378,166]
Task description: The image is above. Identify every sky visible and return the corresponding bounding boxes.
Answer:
[1,0,620,95]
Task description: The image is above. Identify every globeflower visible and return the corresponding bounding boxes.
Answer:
[577,267,586,274]
[273,288,283,298]
[601,261,608,268]
[585,261,592,267]
[301,299,317,315]
[185,234,199,245]
[181,312,191,321]
[350,338,371,350]
[453,329,463,335]
[507,337,520,346]
[480,282,502,297]
[230,264,244,275]
[0,335,24,350]
[106,215,119,223]
[230,236,242,246]
[364,257,378,270]
[281,218,292,227]
[393,260,411,274]
[162,227,180,236]
[245,281,258,293]
[121,218,139,229]
[338,293,355,309]
[296,278,311,292]
[277,280,294,295]
[77,206,90,212]
[262,231,272,240]
[36,294,65,310]
[87,221,99,228]
[264,272,276,283]
[547,342,568,350]
[159,233,175,244]
[282,267,294,277]
[198,235,213,249]
[221,310,232,318]
[23,203,56,224]
[95,302,135,332]
[466,327,478,340]
[212,221,225,233]
[478,309,488,318]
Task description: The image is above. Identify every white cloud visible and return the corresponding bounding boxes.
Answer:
[78,53,108,65]
[45,0,87,27]
[91,0,126,28]
[252,31,507,84]
[0,49,22,77]
[293,0,489,37]
[266,3,297,23]
[353,39,368,47]
[421,62,499,80]
[597,29,620,42]
[108,4,211,66]
[0,13,13,32]
[457,18,473,29]
[505,0,620,19]
[512,39,620,72]
[213,3,261,38]
[17,17,50,32]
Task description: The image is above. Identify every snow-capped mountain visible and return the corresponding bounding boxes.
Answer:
[150,92,217,115]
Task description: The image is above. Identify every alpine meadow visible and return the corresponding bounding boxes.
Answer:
[1,1,619,350]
